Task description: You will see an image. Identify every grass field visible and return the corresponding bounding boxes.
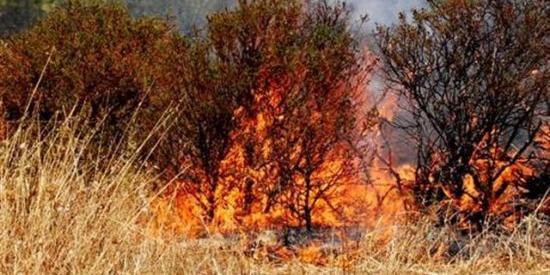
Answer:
[0,116,547,275]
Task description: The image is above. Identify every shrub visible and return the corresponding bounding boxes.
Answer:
[147,0,372,231]
[0,0,176,140]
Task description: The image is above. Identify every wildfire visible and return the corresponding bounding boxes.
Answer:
[144,71,423,265]
[144,33,549,266]
[145,80,549,266]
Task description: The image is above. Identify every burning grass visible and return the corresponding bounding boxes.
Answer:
[0,116,547,274]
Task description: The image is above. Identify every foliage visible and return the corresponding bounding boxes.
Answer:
[0,0,232,36]
[0,0,176,141]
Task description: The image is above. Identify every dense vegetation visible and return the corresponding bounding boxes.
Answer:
[0,1,176,143]
[0,0,373,232]
[0,1,547,271]
[0,0,550,256]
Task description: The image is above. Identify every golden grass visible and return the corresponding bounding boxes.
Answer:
[0,116,547,274]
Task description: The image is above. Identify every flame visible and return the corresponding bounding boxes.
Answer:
[145,57,421,265]
[145,50,549,265]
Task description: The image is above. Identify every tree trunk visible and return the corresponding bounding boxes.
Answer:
[304,174,313,233]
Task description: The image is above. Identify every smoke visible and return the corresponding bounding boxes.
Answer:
[345,0,425,26]
[0,0,425,36]
[125,0,234,31]
[125,0,426,31]
[340,1,426,164]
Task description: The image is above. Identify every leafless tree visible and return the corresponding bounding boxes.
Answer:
[377,0,549,229]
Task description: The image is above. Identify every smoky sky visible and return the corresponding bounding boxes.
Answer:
[345,0,425,26]
[125,0,426,31]
[0,0,426,36]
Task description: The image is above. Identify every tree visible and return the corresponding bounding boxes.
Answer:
[264,1,368,232]
[0,0,175,143]
[377,0,549,229]
[148,0,282,224]
[216,0,370,231]
[149,38,238,223]
[149,0,372,232]
[204,0,301,224]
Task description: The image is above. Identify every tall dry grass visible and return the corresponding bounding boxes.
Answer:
[0,114,547,274]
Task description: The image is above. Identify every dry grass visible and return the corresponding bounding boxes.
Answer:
[0,116,548,275]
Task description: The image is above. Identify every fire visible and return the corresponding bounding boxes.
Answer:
[145,67,421,266]
[298,242,327,265]
[146,89,549,267]
[144,43,549,265]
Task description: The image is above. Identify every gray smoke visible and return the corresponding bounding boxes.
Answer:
[345,0,425,26]
[0,0,426,36]
[126,0,425,31]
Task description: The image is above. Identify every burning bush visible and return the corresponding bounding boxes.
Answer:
[147,0,374,233]
[242,2,371,232]
[377,0,549,230]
